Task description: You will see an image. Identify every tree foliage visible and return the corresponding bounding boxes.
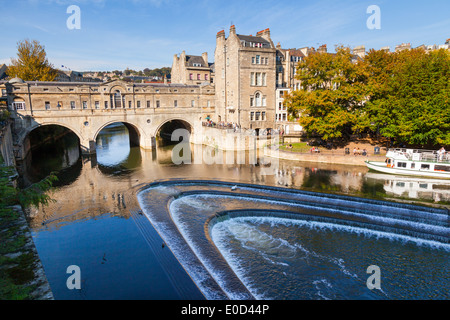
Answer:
[7,39,57,81]
[286,46,367,140]
[286,46,450,146]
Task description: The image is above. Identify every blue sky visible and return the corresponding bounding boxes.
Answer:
[1,0,449,71]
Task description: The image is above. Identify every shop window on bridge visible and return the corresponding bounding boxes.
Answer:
[45,101,51,110]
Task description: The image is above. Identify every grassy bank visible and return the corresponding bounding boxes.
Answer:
[0,155,53,300]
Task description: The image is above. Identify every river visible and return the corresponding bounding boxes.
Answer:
[23,123,449,300]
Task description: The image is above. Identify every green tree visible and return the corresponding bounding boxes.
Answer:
[7,39,57,81]
[364,48,450,146]
[285,46,368,141]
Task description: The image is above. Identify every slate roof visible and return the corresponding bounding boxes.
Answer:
[185,55,208,68]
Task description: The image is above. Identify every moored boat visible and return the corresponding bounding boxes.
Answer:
[365,148,450,179]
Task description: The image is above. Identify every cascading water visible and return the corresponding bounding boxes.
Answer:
[138,180,450,300]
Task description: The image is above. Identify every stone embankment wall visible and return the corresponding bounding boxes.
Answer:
[0,122,16,167]
[265,149,386,167]
[195,126,276,151]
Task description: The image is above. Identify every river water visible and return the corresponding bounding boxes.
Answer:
[24,124,449,300]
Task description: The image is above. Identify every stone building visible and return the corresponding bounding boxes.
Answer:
[214,25,277,134]
[171,51,213,85]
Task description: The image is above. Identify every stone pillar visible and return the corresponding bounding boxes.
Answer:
[140,136,156,150]
[80,138,96,155]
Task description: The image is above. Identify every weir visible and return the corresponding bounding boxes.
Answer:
[137,179,449,300]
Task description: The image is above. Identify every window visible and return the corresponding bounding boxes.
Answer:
[191,100,195,107]
[174,100,178,108]
[256,73,261,86]
[256,55,260,64]
[128,101,132,108]
[207,100,211,108]
[252,57,255,64]
[397,162,407,168]
[137,101,141,108]
[255,112,261,121]
[1,89,6,96]
[262,112,266,121]
[95,101,100,109]
[251,72,266,86]
[147,100,151,108]
[104,101,108,109]
[421,164,430,170]
[282,113,287,121]
[82,101,88,109]
[156,100,160,108]
[250,112,254,121]
[12,102,25,110]
[45,102,51,110]
[205,74,209,81]
[197,74,201,80]
[189,74,193,80]
[255,92,261,107]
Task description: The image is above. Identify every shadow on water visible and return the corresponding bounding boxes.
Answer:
[22,130,82,188]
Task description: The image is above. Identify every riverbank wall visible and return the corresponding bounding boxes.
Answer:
[193,126,273,151]
[265,148,386,167]
[0,123,54,300]
[0,121,16,167]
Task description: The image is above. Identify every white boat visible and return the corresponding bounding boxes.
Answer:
[365,148,450,179]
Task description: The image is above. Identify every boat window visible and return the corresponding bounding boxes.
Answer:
[397,162,407,168]
[434,165,450,172]
[411,163,415,169]
[421,164,430,170]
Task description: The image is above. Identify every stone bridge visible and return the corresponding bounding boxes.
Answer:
[1,79,216,160]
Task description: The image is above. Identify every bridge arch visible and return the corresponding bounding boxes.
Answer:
[22,122,83,146]
[20,122,84,160]
[93,121,143,148]
[154,118,193,143]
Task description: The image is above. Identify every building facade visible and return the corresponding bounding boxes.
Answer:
[214,25,278,134]
[171,51,213,86]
